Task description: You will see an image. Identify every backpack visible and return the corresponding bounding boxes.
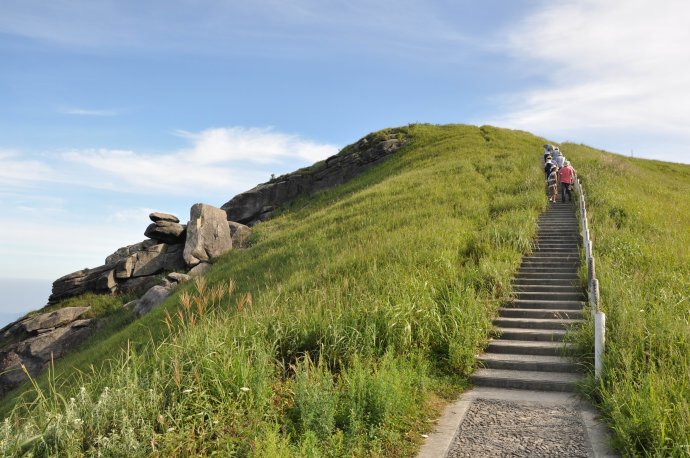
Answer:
[544,161,555,176]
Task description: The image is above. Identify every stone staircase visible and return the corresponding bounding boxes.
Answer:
[471,200,585,391]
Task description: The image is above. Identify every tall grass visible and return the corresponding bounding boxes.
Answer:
[566,145,690,456]
[1,124,547,456]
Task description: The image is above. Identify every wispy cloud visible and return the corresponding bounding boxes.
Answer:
[0,150,55,188]
[62,127,338,194]
[59,107,119,117]
[0,0,476,60]
[491,0,690,162]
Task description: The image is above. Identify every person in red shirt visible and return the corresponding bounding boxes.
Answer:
[558,161,576,203]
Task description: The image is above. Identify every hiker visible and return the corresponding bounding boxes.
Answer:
[555,151,566,168]
[544,155,556,180]
[547,164,559,203]
[558,160,576,203]
[543,144,553,162]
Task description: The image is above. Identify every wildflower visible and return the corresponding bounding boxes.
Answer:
[167,427,176,432]
[182,389,193,394]
[240,387,250,392]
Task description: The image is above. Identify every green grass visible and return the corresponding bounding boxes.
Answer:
[3,126,689,456]
[0,124,548,456]
[565,145,690,456]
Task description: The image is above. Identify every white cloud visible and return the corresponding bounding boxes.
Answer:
[492,0,690,163]
[62,127,338,194]
[0,150,55,187]
[59,107,119,116]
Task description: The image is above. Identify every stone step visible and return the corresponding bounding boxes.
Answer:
[486,339,573,356]
[518,267,579,274]
[513,278,578,286]
[515,291,586,301]
[494,317,584,330]
[521,259,579,265]
[477,353,580,373]
[515,272,579,280]
[470,368,582,392]
[498,307,584,320]
[510,299,583,310]
[532,246,580,252]
[497,327,566,342]
[520,265,580,271]
[512,284,582,293]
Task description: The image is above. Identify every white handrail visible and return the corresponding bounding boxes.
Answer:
[574,177,605,380]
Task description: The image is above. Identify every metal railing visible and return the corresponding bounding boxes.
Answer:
[573,177,605,380]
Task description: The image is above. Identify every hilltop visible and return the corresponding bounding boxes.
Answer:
[1,124,688,456]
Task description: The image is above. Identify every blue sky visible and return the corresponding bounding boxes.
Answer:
[2,0,689,324]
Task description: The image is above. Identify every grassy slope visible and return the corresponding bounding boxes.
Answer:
[5,125,687,456]
[565,144,690,455]
[0,124,547,456]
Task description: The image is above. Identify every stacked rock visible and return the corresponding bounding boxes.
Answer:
[144,212,186,244]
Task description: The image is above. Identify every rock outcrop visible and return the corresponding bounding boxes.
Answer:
[0,307,93,396]
[183,204,233,267]
[221,129,409,225]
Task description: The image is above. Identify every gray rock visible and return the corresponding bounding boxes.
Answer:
[22,307,90,334]
[0,319,94,396]
[105,239,157,266]
[144,221,186,244]
[49,265,117,304]
[183,203,233,266]
[149,212,180,223]
[125,243,186,279]
[221,130,408,225]
[167,272,191,283]
[116,276,160,296]
[188,262,211,277]
[228,221,252,249]
[133,285,171,317]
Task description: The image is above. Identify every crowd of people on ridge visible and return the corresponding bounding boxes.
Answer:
[543,144,576,203]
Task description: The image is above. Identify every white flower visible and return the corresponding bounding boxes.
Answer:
[240,387,250,392]
[182,389,193,394]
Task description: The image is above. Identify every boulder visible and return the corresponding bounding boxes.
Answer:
[115,243,186,280]
[144,221,186,244]
[49,265,117,304]
[228,221,252,249]
[167,272,191,283]
[149,212,180,223]
[105,239,157,265]
[183,204,233,267]
[188,262,212,277]
[133,285,171,317]
[22,307,89,333]
[0,319,93,396]
[116,276,160,296]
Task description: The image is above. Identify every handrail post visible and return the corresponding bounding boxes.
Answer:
[595,312,606,380]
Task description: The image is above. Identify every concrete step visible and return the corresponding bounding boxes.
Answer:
[510,299,583,310]
[512,284,582,293]
[477,353,580,373]
[515,272,579,280]
[515,291,586,301]
[497,327,566,342]
[498,307,584,320]
[513,278,579,286]
[532,246,580,252]
[520,265,580,272]
[470,368,582,392]
[518,267,579,274]
[486,339,573,356]
[521,260,580,267]
[494,317,584,330]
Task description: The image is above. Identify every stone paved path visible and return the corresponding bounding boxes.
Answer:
[447,398,589,457]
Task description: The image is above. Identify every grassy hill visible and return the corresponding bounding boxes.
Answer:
[1,124,688,456]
